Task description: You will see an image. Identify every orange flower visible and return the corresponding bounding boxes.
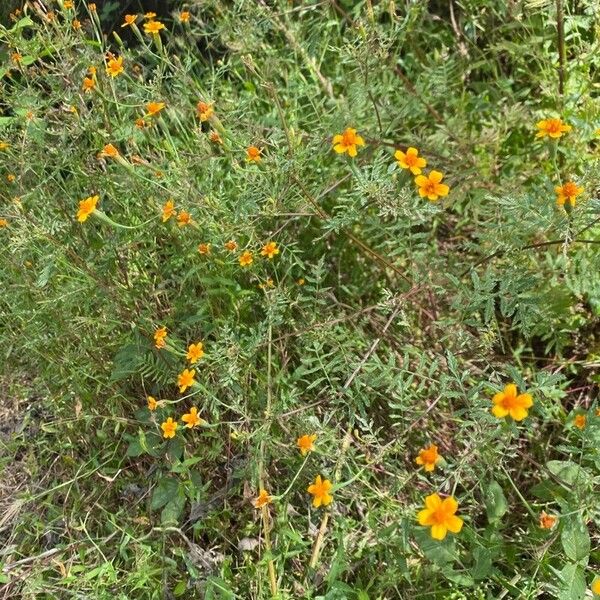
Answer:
[177,211,192,227]
[146,101,165,117]
[7,174,15,183]
[154,326,167,349]
[63,0,74,8]
[135,118,148,129]
[144,20,165,35]
[261,241,279,259]
[179,11,191,23]
[88,3,97,11]
[239,251,253,267]
[394,147,427,175]
[555,181,583,208]
[297,434,317,456]
[254,489,272,508]
[99,143,119,158]
[161,417,178,439]
[417,493,463,540]
[106,56,124,78]
[209,131,222,144]
[197,101,214,121]
[224,240,238,252]
[536,118,571,139]
[162,199,175,222]
[77,195,99,222]
[82,76,95,92]
[121,14,137,27]
[539,511,558,529]
[297,278,305,285]
[147,396,158,411]
[307,475,333,508]
[144,12,157,19]
[415,171,450,202]
[246,146,261,162]
[415,444,442,472]
[332,128,365,157]
[182,406,204,428]
[0,219,9,228]
[592,579,600,596]
[177,368,196,393]
[198,243,211,255]
[573,414,587,429]
[186,342,204,364]
[72,19,81,30]
[491,383,533,421]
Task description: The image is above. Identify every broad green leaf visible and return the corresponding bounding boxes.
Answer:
[484,480,508,523]
[151,477,179,511]
[560,515,590,564]
[558,563,586,600]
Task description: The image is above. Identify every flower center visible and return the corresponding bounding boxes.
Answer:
[405,154,418,166]
[562,182,577,197]
[546,120,561,133]
[342,130,356,146]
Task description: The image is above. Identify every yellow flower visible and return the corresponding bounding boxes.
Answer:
[415,444,442,472]
[224,240,238,252]
[144,20,166,35]
[72,19,81,30]
[297,434,317,456]
[7,174,15,183]
[77,195,99,222]
[573,414,587,429]
[417,493,463,541]
[154,326,167,349]
[99,143,119,158]
[307,475,333,508]
[186,342,204,364]
[144,12,157,19]
[0,219,8,228]
[536,118,571,139]
[82,76,95,92]
[177,368,196,393]
[539,511,558,529]
[198,243,211,255]
[197,101,214,122]
[415,171,450,201]
[162,199,175,222]
[246,146,261,162]
[121,14,137,27]
[297,278,305,285]
[395,147,427,175]
[254,489,272,508]
[177,211,192,227]
[0,142,10,151]
[592,579,600,596]
[89,3,97,12]
[161,417,178,439]
[239,250,253,267]
[258,278,274,290]
[261,241,279,259]
[106,56,124,78]
[491,383,533,421]
[147,396,158,411]
[332,128,365,157]
[146,101,165,117]
[555,181,583,207]
[63,0,74,8]
[182,406,204,428]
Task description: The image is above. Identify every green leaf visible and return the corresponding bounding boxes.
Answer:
[558,563,586,600]
[413,528,457,566]
[560,515,590,564]
[173,581,187,596]
[484,480,508,523]
[546,461,587,486]
[471,546,492,580]
[151,477,179,511]
[161,489,186,524]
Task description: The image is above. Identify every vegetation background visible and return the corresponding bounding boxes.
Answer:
[1,0,599,598]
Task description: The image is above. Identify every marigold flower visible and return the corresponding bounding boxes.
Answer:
[154,326,167,349]
[82,76,95,92]
[144,12,157,19]
[297,434,317,456]
[63,0,74,8]
[178,368,196,393]
[146,101,165,117]
[177,211,192,227]
[239,250,253,267]
[72,19,81,30]
[99,143,119,158]
[415,444,442,472]
[245,146,261,162]
[415,171,450,202]
[332,128,365,157]
[0,219,8,228]
[182,406,204,428]
[555,181,583,208]
[106,56,124,78]
[417,493,463,541]
[198,243,211,255]
[536,117,571,139]
[395,147,427,175]
[307,475,333,508]
[224,240,238,252]
[258,278,274,290]
[491,383,533,421]
[261,241,279,259]
[135,118,148,129]
[209,131,222,144]
[0,142,10,151]
[186,342,204,363]
[539,511,558,529]
[161,417,178,439]
[121,14,137,27]
[179,11,191,22]
[197,101,214,121]
[7,174,15,183]
[297,278,305,285]
[89,3,97,11]
[147,396,158,411]
[592,580,600,596]
[573,414,587,429]
[254,489,272,508]
[144,20,166,35]
[77,195,99,222]
[162,199,175,222]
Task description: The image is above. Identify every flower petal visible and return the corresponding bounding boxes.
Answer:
[417,508,434,526]
[517,393,533,408]
[446,515,463,533]
[430,524,447,540]
[441,496,458,515]
[510,406,528,421]
[429,170,443,183]
[425,493,442,510]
